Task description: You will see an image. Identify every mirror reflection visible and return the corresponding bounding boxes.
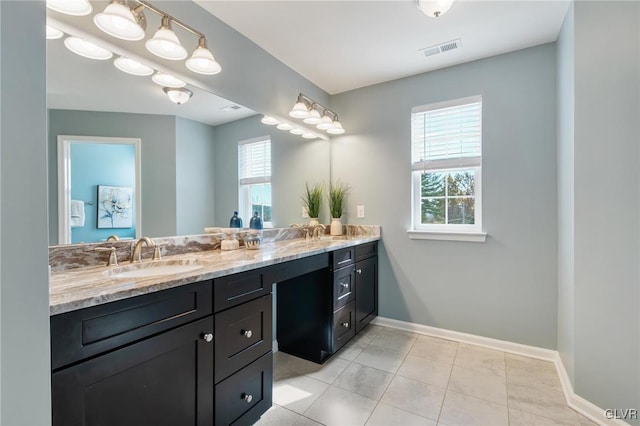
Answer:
[46,8,330,245]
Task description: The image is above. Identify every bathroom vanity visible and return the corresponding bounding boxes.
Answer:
[49,233,378,426]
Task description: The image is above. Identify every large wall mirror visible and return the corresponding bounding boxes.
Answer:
[47,4,330,245]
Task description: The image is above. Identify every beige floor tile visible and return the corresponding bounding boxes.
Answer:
[334,362,394,401]
[293,416,325,426]
[397,355,453,388]
[337,337,370,362]
[304,386,377,426]
[454,344,506,377]
[438,390,508,426]
[354,345,407,373]
[409,335,459,365]
[507,383,580,426]
[254,404,303,425]
[366,403,436,426]
[380,375,446,421]
[273,375,330,414]
[305,357,351,384]
[509,408,577,426]
[356,325,384,343]
[368,328,418,355]
[506,354,562,391]
[576,414,600,426]
[275,351,326,382]
[447,364,507,405]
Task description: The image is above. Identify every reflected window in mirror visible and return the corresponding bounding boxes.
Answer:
[238,137,272,227]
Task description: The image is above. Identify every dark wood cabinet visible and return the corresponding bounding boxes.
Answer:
[355,253,378,333]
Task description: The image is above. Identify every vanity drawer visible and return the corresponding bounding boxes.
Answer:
[332,301,355,353]
[215,295,272,383]
[355,242,377,262]
[51,280,213,370]
[333,264,355,311]
[214,270,269,313]
[331,247,355,270]
[215,351,273,426]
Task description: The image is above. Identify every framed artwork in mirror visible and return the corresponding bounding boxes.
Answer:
[97,185,133,229]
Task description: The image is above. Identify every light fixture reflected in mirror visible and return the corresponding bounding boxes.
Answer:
[94,0,146,41]
[163,87,193,105]
[261,115,280,126]
[151,72,186,88]
[417,0,455,17]
[114,56,154,76]
[46,25,64,40]
[302,133,317,139]
[276,123,294,131]
[47,0,92,16]
[146,15,188,60]
[64,36,113,60]
[290,128,305,135]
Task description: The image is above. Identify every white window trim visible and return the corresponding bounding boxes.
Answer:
[238,136,272,228]
[410,96,485,241]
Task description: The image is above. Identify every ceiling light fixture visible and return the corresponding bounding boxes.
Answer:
[186,37,222,75]
[288,93,347,135]
[64,36,113,60]
[163,87,192,105]
[261,115,281,126]
[114,56,154,76]
[151,72,186,88]
[94,0,146,41]
[417,0,454,18]
[47,0,92,16]
[46,25,64,40]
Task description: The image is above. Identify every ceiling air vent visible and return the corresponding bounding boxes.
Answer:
[221,104,243,112]
[420,38,462,58]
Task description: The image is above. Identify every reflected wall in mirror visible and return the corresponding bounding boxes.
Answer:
[58,135,141,244]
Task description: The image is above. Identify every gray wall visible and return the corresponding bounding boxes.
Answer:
[1,1,51,424]
[48,110,178,242]
[213,115,330,228]
[570,1,639,417]
[556,2,575,383]
[176,117,216,235]
[331,44,558,348]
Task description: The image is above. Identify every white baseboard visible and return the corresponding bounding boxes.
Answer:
[371,316,624,426]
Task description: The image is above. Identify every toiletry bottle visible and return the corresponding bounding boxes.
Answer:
[229,211,243,228]
[249,211,263,230]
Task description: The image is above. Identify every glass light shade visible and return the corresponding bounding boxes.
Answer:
[303,108,322,124]
[64,37,113,60]
[316,114,335,130]
[302,133,317,139]
[163,87,193,105]
[146,27,188,60]
[47,0,92,16]
[114,56,154,76]
[46,25,64,40]
[151,72,186,88]
[327,121,345,135]
[417,0,454,17]
[289,101,310,118]
[261,116,280,125]
[289,128,305,135]
[94,2,145,41]
[276,123,294,131]
[186,47,222,75]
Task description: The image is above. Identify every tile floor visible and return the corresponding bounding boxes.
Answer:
[255,325,598,426]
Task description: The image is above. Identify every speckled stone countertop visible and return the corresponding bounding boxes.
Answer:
[50,234,380,316]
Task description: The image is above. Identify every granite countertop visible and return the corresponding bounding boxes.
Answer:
[50,236,380,316]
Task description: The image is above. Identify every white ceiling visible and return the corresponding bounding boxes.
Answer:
[196,0,571,94]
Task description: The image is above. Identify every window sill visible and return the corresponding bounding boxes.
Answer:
[407,230,487,242]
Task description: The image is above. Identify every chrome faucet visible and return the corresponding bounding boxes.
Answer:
[131,237,154,263]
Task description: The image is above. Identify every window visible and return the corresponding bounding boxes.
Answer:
[410,96,485,241]
[238,137,272,227]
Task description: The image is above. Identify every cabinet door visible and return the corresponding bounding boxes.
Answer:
[52,317,214,426]
[355,256,378,333]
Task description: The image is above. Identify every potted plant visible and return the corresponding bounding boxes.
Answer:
[302,183,323,226]
[329,180,350,235]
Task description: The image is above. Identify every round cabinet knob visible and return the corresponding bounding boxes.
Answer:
[242,393,253,403]
[242,329,253,338]
[202,333,214,343]
[340,282,349,289]
[341,322,350,328]
[356,269,362,274]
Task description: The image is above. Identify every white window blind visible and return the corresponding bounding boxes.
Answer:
[411,96,482,171]
[238,138,271,185]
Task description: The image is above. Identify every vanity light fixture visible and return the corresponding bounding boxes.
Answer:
[417,0,455,17]
[276,123,294,131]
[163,87,193,105]
[64,36,113,60]
[261,115,281,126]
[288,93,346,135]
[146,15,188,60]
[94,0,146,41]
[151,72,186,88]
[46,25,64,40]
[114,56,154,76]
[185,37,222,75]
[289,128,305,136]
[302,133,317,139]
[47,0,92,16]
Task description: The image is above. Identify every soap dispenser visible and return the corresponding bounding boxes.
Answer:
[229,211,243,228]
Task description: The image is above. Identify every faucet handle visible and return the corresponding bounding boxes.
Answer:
[152,242,168,261]
[95,247,118,266]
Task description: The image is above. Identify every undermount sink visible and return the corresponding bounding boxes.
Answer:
[104,259,206,279]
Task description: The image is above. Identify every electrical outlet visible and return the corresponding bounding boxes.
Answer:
[357,205,365,218]
[302,207,309,218]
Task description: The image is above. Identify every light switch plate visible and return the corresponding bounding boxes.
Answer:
[357,205,365,218]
